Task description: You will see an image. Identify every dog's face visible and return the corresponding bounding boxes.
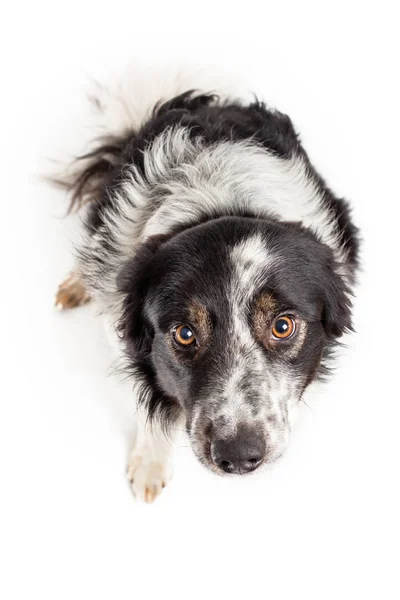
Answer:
[119,216,351,474]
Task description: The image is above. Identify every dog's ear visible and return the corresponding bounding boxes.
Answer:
[321,267,353,338]
[117,235,169,356]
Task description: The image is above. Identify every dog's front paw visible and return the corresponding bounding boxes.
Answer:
[127,450,173,503]
[55,272,91,310]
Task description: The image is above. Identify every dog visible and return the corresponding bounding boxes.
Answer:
[53,70,359,503]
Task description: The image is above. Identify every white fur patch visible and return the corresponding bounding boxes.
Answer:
[230,235,275,301]
[219,235,273,429]
[127,406,175,503]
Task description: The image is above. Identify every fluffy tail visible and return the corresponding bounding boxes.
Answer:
[48,66,247,212]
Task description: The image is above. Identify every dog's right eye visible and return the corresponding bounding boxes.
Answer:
[173,325,197,347]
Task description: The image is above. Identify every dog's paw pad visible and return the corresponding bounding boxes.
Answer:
[127,453,172,503]
[55,273,91,310]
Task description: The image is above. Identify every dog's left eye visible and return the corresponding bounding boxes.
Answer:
[271,316,295,340]
[173,325,197,347]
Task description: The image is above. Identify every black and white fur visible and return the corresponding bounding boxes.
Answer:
[54,70,359,502]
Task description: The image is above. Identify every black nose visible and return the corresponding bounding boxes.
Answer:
[211,428,266,474]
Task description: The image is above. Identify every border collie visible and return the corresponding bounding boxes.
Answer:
[53,70,359,503]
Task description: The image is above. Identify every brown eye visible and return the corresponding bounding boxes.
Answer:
[174,325,197,346]
[272,316,295,340]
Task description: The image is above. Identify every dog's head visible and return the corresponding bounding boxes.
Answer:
[118,216,352,474]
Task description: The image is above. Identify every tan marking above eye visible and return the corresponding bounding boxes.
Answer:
[174,325,197,346]
[188,302,212,339]
[271,316,295,339]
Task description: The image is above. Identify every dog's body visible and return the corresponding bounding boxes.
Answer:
[55,71,359,502]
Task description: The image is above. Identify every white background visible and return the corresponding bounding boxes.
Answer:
[1,2,399,599]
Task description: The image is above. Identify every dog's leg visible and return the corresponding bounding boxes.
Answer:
[55,271,91,310]
[127,406,176,503]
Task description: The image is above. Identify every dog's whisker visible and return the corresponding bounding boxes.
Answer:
[300,397,314,411]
